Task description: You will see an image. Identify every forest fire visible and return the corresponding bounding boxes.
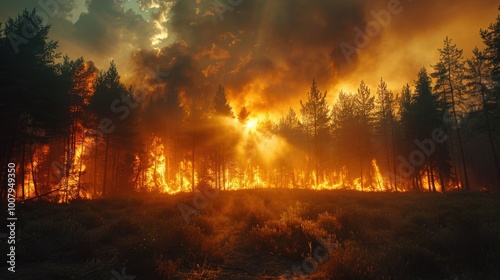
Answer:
[64,131,95,200]
[144,135,169,193]
[129,115,401,195]
[2,2,500,280]
[10,63,498,200]
[1,1,499,204]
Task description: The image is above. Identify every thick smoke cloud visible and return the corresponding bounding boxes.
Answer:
[130,0,369,113]
[130,0,499,115]
[73,0,155,56]
[1,0,498,115]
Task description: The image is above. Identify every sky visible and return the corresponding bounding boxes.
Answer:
[1,0,499,118]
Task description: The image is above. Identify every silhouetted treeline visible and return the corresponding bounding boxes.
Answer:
[1,9,499,201]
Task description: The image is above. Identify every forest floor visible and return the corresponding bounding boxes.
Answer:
[1,189,500,280]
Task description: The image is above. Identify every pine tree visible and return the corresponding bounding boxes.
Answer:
[398,84,413,189]
[481,13,500,101]
[465,47,500,186]
[375,78,397,191]
[412,68,450,191]
[431,37,470,190]
[238,106,250,123]
[479,14,500,189]
[212,85,234,189]
[214,85,233,117]
[332,90,357,187]
[277,108,306,188]
[300,79,331,186]
[0,9,65,201]
[353,80,375,190]
[90,61,137,196]
[55,56,98,200]
[279,108,301,143]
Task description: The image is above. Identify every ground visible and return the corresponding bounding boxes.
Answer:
[1,189,500,279]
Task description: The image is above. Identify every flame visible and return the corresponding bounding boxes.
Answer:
[175,160,197,193]
[62,128,96,201]
[23,117,413,201]
[307,159,391,192]
[24,144,50,198]
[144,135,169,192]
[371,159,387,191]
[23,126,96,202]
[419,169,443,192]
[142,137,199,194]
[20,109,424,201]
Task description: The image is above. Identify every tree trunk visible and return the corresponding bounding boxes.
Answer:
[480,84,500,188]
[102,135,110,197]
[222,146,226,191]
[77,132,85,198]
[21,133,26,200]
[93,135,98,197]
[446,66,470,190]
[359,158,364,191]
[29,143,39,197]
[153,135,158,190]
[430,164,436,192]
[439,169,446,192]
[112,147,119,193]
[192,135,195,192]
[46,143,52,189]
[426,165,432,191]
[390,117,398,192]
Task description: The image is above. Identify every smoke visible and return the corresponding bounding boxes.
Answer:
[129,0,369,114]
[73,0,155,55]
[0,0,161,76]
[1,0,498,115]
[128,0,499,115]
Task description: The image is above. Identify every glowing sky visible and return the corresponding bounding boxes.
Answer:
[1,0,498,117]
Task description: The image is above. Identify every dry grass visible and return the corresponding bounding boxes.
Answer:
[1,190,499,279]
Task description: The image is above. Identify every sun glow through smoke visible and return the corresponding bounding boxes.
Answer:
[245,118,258,132]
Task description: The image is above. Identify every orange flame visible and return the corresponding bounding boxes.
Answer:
[144,135,169,192]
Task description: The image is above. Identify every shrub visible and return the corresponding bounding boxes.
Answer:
[251,202,328,260]
[313,241,377,280]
